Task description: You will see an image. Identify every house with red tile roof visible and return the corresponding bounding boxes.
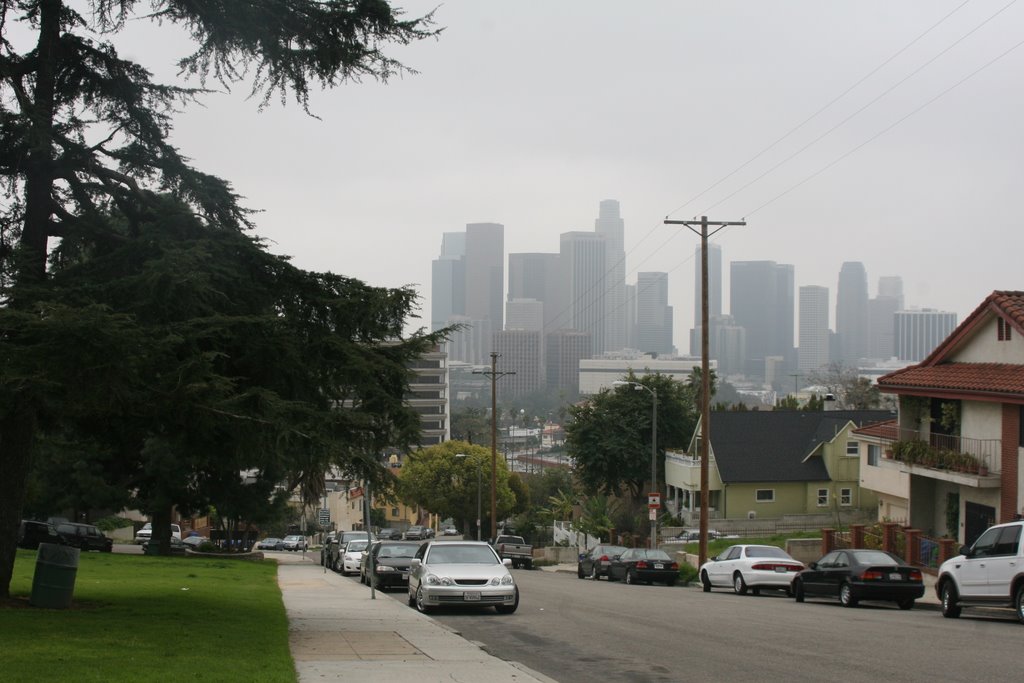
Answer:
[860,291,1024,546]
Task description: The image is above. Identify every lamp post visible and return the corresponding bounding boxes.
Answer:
[455,453,482,541]
[612,380,658,550]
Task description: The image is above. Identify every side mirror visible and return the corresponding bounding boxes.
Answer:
[959,545,972,558]
[809,562,818,570]
[502,558,513,567]
[411,558,422,569]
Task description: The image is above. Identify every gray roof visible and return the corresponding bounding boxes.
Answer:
[701,410,895,484]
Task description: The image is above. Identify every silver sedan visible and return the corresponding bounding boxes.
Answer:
[407,541,518,614]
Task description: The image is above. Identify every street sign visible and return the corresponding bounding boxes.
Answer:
[318,508,330,527]
[649,508,657,520]
[648,492,661,509]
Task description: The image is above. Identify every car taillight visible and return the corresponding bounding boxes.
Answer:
[862,570,884,581]
[909,569,923,581]
[599,555,609,562]
[636,561,648,569]
[670,563,679,570]
[751,563,801,572]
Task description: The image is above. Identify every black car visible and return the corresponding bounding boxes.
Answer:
[793,548,924,610]
[360,541,420,590]
[608,548,679,586]
[577,544,628,580]
[17,520,67,550]
[377,528,401,540]
[55,522,113,552]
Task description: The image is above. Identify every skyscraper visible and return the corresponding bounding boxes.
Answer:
[430,232,465,332]
[895,309,958,362]
[546,330,591,399]
[463,223,504,338]
[836,261,869,366]
[493,330,544,399]
[729,260,795,378]
[636,272,674,356]
[505,298,544,332]
[595,199,627,353]
[798,285,830,375]
[693,241,722,329]
[559,231,607,355]
[507,252,561,333]
[868,276,904,359]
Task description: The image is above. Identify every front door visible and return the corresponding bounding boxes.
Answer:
[965,502,996,546]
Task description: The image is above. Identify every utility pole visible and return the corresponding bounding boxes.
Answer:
[789,373,802,398]
[664,216,745,567]
[473,352,515,541]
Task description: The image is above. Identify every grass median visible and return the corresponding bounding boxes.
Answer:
[3,549,294,682]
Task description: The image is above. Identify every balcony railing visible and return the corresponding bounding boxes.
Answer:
[873,426,1001,475]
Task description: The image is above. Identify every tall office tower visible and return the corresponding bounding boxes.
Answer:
[692,315,747,376]
[463,223,504,361]
[798,285,830,376]
[546,330,591,399]
[443,315,488,364]
[559,231,607,355]
[867,276,904,359]
[729,261,795,378]
[894,309,957,362]
[624,283,637,350]
[493,330,543,399]
[877,276,905,308]
[636,272,674,356]
[692,242,723,333]
[507,252,561,332]
[430,232,466,332]
[506,298,544,332]
[595,199,628,353]
[836,261,869,366]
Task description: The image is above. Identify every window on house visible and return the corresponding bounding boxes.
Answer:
[846,441,859,456]
[817,489,829,507]
[391,507,399,517]
[755,489,775,503]
[998,318,1013,341]
[840,488,852,506]
[867,444,880,466]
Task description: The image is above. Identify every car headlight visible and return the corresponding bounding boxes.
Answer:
[377,565,396,572]
[500,575,514,585]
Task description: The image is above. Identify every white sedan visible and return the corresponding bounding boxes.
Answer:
[341,539,369,576]
[699,544,804,595]
[407,541,518,614]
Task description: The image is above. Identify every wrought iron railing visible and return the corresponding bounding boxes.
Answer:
[877,427,1001,475]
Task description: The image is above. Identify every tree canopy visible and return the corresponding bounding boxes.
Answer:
[564,371,701,499]
[0,0,439,598]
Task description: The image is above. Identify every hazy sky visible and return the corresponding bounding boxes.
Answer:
[79,2,1024,349]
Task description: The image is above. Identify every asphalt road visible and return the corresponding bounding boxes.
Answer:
[381,569,1023,683]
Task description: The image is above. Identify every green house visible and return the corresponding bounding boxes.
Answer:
[665,410,892,521]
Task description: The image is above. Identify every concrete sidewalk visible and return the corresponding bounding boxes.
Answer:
[275,552,557,683]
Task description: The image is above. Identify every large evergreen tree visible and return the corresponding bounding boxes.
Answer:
[0,1,438,598]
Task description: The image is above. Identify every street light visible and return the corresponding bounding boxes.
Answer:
[455,453,482,541]
[612,380,658,550]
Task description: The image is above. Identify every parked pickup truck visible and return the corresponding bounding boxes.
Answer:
[493,535,533,569]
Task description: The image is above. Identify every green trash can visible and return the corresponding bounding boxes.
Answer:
[30,543,80,609]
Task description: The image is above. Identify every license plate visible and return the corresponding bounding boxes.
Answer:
[654,563,664,569]
[401,573,408,579]
[775,566,788,573]
[889,573,902,581]
[464,591,481,601]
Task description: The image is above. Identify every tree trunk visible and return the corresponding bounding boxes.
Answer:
[0,0,61,600]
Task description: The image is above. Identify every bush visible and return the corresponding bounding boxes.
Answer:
[93,516,135,532]
[677,562,699,586]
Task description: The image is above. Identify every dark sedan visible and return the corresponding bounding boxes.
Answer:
[608,549,679,585]
[361,541,420,590]
[793,548,924,610]
[577,544,628,580]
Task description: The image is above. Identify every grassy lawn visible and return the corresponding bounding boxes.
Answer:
[3,549,294,682]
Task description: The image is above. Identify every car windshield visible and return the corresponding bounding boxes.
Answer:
[378,545,417,559]
[285,536,302,541]
[427,545,498,565]
[851,550,897,565]
[636,550,672,561]
[745,546,791,559]
[347,541,368,552]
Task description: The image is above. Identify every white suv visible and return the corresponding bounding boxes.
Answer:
[134,522,182,544]
[936,520,1024,623]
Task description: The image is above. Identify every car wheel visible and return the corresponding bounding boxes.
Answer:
[940,582,961,618]
[897,599,915,611]
[625,570,635,585]
[1015,585,1024,624]
[839,581,858,608]
[415,587,432,613]
[793,578,805,603]
[701,570,712,593]
[733,573,748,596]
[590,565,599,581]
[333,557,341,573]
[495,587,519,614]
[408,586,416,607]
[577,565,585,579]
